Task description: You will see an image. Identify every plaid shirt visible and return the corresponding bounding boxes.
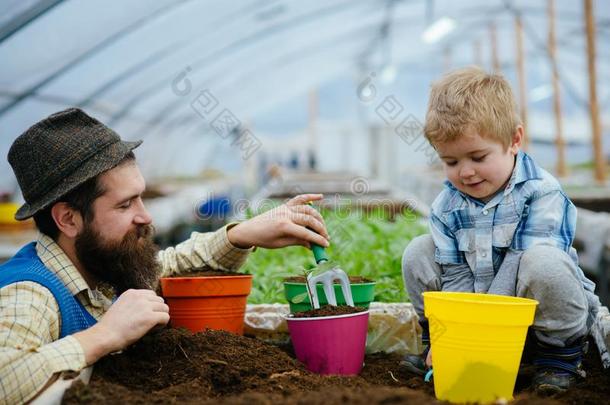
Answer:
[430,151,594,294]
[0,226,251,404]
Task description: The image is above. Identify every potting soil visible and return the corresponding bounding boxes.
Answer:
[173,269,244,277]
[291,304,367,318]
[62,328,610,404]
[285,275,373,284]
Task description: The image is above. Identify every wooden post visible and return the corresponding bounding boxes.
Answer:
[584,0,606,183]
[515,12,529,151]
[549,0,567,177]
[473,39,482,66]
[308,89,318,171]
[489,21,500,72]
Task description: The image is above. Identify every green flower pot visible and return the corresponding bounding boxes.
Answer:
[284,281,376,312]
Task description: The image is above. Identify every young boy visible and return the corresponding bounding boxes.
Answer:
[401,67,600,393]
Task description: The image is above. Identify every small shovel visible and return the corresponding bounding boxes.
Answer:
[305,203,354,309]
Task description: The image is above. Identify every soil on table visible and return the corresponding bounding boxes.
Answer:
[62,328,610,404]
[284,275,373,284]
[291,304,367,318]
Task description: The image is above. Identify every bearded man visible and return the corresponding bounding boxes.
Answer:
[0,108,329,403]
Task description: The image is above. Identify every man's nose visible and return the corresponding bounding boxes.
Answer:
[133,199,152,225]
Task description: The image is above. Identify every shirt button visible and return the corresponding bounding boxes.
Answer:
[481,252,487,257]
[482,209,489,215]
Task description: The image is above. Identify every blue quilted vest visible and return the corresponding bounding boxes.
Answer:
[0,242,97,338]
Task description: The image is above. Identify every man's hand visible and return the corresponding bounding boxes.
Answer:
[74,289,169,365]
[227,194,330,249]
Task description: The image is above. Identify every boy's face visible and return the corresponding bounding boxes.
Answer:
[435,127,522,202]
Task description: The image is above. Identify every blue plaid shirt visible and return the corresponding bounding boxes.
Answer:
[430,150,595,294]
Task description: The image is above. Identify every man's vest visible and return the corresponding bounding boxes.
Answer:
[0,242,97,338]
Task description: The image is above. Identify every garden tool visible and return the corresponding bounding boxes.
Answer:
[306,203,354,309]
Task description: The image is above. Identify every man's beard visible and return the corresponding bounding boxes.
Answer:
[75,223,160,295]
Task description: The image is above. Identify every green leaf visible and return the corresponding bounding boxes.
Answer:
[291,292,309,304]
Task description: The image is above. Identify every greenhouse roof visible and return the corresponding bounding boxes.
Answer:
[1,0,609,189]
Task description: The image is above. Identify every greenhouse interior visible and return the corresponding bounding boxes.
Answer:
[1,0,610,404]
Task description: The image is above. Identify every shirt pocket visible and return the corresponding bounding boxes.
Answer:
[492,222,519,248]
[444,208,476,253]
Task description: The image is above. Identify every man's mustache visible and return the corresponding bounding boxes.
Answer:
[136,224,155,240]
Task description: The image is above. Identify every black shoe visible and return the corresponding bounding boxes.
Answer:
[400,344,430,376]
[532,368,579,395]
[531,337,587,395]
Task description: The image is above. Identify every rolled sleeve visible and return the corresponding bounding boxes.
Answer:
[37,335,86,374]
[157,223,252,277]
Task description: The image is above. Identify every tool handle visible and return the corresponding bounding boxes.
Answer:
[306,202,329,264]
[311,244,328,264]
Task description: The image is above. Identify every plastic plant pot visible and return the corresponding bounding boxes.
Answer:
[284,281,375,313]
[423,292,538,403]
[160,275,253,335]
[285,310,369,375]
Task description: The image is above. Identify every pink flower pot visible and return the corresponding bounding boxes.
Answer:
[286,310,369,375]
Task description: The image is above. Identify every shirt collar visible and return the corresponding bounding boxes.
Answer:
[503,150,542,195]
[35,233,90,296]
[35,234,116,311]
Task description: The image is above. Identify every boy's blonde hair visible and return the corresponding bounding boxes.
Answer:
[424,66,521,149]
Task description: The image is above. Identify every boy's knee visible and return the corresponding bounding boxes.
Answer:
[519,245,575,285]
[402,234,436,276]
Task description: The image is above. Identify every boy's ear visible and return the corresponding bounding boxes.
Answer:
[509,126,524,155]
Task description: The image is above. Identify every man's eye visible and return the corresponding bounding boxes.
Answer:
[120,201,132,209]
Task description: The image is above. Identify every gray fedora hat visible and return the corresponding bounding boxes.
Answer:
[8,108,142,220]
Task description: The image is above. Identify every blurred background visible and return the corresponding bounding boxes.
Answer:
[1,0,609,303]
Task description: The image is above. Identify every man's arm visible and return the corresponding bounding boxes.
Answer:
[157,194,330,277]
[1,284,169,404]
[0,283,85,404]
[156,225,252,278]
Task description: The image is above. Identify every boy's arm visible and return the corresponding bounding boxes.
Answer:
[429,213,468,266]
[512,189,576,252]
[429,212,474,292]
[489,190,575,295]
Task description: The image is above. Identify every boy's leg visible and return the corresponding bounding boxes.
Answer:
[401,234,442,320]
[401,234,440,375]
[517,245,591,346]
[516,244,596,392]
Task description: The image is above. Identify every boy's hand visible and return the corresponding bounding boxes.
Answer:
[426,348,433,368]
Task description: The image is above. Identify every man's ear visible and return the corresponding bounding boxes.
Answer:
[51,202,83,239]
[509,126,524,155]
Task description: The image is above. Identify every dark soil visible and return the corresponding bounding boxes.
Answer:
[291,305,367,318]
[284,276,373,284]
[62,328,610,404]
[169,269,245,277]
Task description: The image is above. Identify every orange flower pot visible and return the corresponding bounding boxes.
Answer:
[160,275,253,335]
